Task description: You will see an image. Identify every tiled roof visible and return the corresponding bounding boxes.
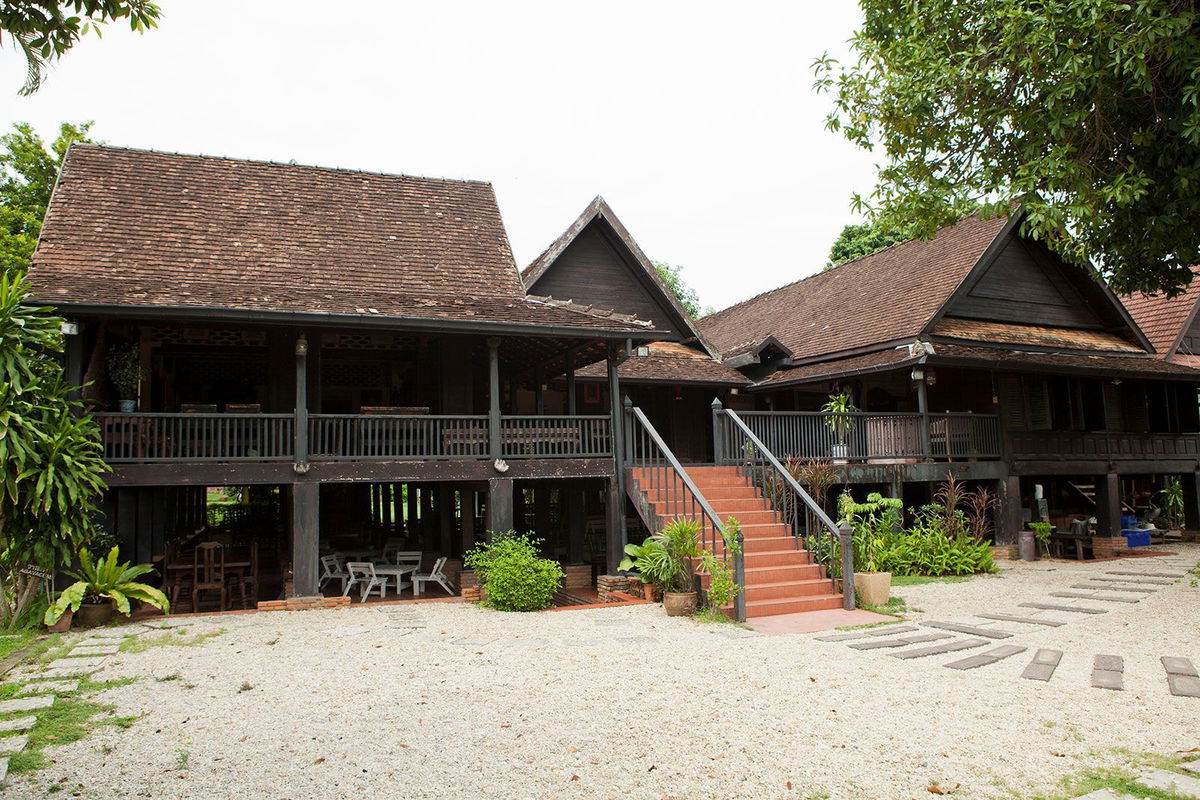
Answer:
[575,342,749,386]
[931,343,1200,377]
[931,318,1142,353]
[698,213,1013,360]
[755,347,920,387]
[1120,270,1200,357]
[27,145,654,334]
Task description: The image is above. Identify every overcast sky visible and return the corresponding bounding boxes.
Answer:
[2,1,878,312]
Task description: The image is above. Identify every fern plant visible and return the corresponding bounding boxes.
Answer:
[45,547,170,624]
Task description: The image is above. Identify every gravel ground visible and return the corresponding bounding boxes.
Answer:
[4,547,1198,800]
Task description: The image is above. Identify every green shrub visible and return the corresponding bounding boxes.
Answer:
[464,531,563,612]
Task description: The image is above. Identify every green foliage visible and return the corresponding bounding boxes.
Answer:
[106,343,141,400]
[838,491,903,573]
[655,517,702,593]
[652,260,708,318]
[618,536,673,590]
[44,546,169,623]
[821,392,859,444]
[464,531,563,612]
[826,219,909,268]
[814,2,1200,296]
[1159,478,1186,530]
[698,518,742,611]
[1028,521,1053,557]
[1,2,160,95]
[0,273,108,628]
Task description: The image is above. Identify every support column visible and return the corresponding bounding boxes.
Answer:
[534,487,551,539]
[439,485,453,555]
[405,483,418,538]
[64,321,83,404]
[565,347,577,415]
[294,334,309,469]
[461,490,476,554]
[487,337,502,459]
[534,365,545,416]
[291,482,320,597]
[995,475,1021,545]
[1185,471,1200,531]
[488,478,513,534]
[1095,472,1122,537]
[916,376,931,460]
[606,342,628,574]
[566,488,585,564]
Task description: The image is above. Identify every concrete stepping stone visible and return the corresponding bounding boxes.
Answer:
[0,756,7,783]
[1180,759,1200,775]
[944,644,1026,671]
[46,656,107,670]
[1105,570,1184,579]
[1134,769,1200,798]
[83,626,144,638]
[1074,790,1138,800]
[1021,649,1063,682]
[974,612,1065,627]
[1020,602,1107,614]
[891,638,989,660]
[1050,591,1139,604]
[1089,575,1174,586]
[0,695,53,714]
[1162,656,1200,698]
[18,680,78,695]
[500,638,549,649]
[69,644,120,656]
[814,625,916,642]
[921,621,1013,639]
[1092,654,1124,690]
[848,632,952,650]
[0,735,28,755]
[451,636,498,647]
[0,717,35,734]
[1070,583,1154,593]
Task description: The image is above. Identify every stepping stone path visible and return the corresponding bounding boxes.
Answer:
[814,625,916,642]
[451,635,498,647]
[944,645,1026,671]
[1106,570,1185,579]
[1020,602,1107,614]
[1182,759,1200,775]
[1091,654,1124,691]
[1070,583,1154,593]
[1074,790,1138,800]
[377,608,426,633]
[1049,591,1140,604]
[891,638,989,659]
[1021,649,1063,682]
[974,613,1065,627]
[848,632,951,650]
[1133,769,1200,798]
[0,695,54,715]
[921,621,1013,639]
[1162,656,1200,698]
[0,736,27,756]
[1090,575,1174,586]
[69,644,121,656]
[0,718,35,734]
[17,680,78,695]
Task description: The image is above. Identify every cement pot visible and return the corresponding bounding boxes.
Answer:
[855,571,892,607]
[77,601,116,628]
[662,591,697,616]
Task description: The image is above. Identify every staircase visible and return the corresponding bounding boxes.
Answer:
[628,465,844,618]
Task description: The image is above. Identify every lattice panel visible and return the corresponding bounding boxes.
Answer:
[321,333,416,351]
[179,357,267,385]
[151,327,266,347]
[322,360,389,387]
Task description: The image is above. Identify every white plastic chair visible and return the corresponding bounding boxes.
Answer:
[344,561,388,602]
[319,554,350,593]
[412,557,455,597]
[386,549,422,569]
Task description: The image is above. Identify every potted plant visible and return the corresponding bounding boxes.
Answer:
[656,518,702,616]
[821,392,859,462]
[107,344,142,412]
[1027,521,1052,560]
[44,546,171,628]
[1159,479,1185,534]
[618,537,671,601]
[840,492,901,607]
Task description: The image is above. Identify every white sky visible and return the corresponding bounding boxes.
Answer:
[1,1,879,312]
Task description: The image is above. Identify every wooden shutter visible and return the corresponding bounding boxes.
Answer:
[996,373,1027,430]
[1024,376,1052,431]
[1102,382,1124,432]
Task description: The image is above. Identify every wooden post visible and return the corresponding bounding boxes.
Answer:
[439,485,453,554]
[534,364,545,416]
[839,522,855,610]
[291,482,320,597]
[565,347,577,415]
[534,486,551,539]
[488,478,513,534]
[488,337,502,459]
[566,487,585,564]
[606,343,628,573]
[64,321,83,404]
[1095,472,1122,537]
[1185,471,1200,531]
[916,376,931,460]
[711,398,725,464]
[461,490,476,554]
[294,334,309,469]
[995,475,1021,545]
[405,482,418,538]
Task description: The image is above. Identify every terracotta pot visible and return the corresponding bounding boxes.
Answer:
[46,607,73,633]
[662,591,697,616]
[640,583,663,602]
[77,601,115,628]
[855,571,892,607]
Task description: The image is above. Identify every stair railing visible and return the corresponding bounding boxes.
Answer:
[624,399,746,622]
[712,399,855,609]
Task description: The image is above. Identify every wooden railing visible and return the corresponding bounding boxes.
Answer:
[96,412,613,463]
[96,413,295,462]
[731,410,1002,462]
[1009,430,1200,461]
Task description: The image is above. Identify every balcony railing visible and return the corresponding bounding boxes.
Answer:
[1009,430,1200,461]
[96,412,612,463]
[726,411,1003,462]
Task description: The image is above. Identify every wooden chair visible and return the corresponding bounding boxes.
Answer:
[193,542,226,613]
[344,562,387,602]
[319,554,350,593]
[412,556,455,597]
[227,541,258,609]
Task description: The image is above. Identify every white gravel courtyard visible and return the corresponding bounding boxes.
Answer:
[5,547,1199,800]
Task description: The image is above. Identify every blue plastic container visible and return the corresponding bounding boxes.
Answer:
[1120,514,1138,529]
[1122,530,1150,548]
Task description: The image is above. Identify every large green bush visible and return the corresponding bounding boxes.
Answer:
[464,531,563,612]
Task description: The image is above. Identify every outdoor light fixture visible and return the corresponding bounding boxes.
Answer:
[910,368,925,382]
[926,370,937,386]
[295,336,308,356]
[635,346,650,357]
[60,321,79,336]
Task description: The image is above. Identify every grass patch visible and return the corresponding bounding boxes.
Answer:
[0,629,38,662]
[834,618,905,631]
[692,607,753,628]
[891,574,972,587]
[119,628,223,654]
[858,596,907,617]
[4,686,138,775]
[1027,749,1197,799]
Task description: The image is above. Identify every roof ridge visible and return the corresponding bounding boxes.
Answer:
[525,294,654,328]
[68,142,494,187]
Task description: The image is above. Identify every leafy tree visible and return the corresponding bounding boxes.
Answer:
[826,219,908,269]
[2,1,160,95]
[1,121,93,278]
[814,1,1200,296]
[0,273,108,628]
[653,260,708,318]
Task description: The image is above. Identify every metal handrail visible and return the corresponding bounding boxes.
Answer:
[715,401,854,609]
[624,402,746,621]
